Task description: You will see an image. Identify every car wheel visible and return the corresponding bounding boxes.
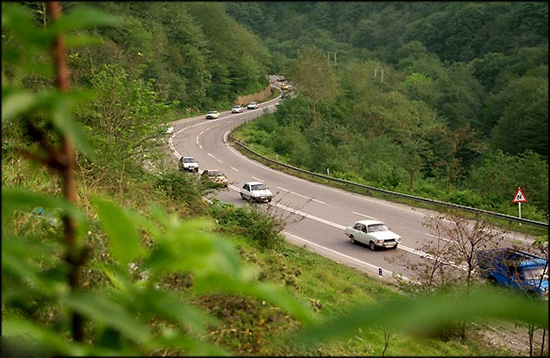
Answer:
[349,235,355,244]
[240,193,245,200]
[369,241,377,251]
[267,198,272,203]
[393,244,398,249]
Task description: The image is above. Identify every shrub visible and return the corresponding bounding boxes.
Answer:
[448,189,483,208]
[153,171,206,215]
[209,201,284,251]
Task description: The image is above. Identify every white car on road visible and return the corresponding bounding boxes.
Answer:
[240,181,273,203]
[205,111,219,119]
[178,156,199,172]
[247,102,259,110]
[231,105,243,113]
[344,220,401,250]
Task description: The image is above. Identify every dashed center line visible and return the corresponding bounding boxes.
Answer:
[277,187,326,204]
[252,176,263,182]
[207,153,216,159]
[425,233,453,242]
[230,167,239,172]
[352,211,378,220]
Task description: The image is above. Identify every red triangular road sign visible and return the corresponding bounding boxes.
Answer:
[513,187,527,203]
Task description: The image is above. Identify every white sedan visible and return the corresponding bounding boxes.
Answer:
[205,111,219,119]
[247,102,258,110]
[231,105,243,113]
[344,220,401,250]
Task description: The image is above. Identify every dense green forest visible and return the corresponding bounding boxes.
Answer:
[225,2,548,220]
[2,1,548,356]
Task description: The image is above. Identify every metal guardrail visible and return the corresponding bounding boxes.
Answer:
[228,134,548,229]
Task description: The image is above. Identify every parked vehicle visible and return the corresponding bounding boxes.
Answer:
[178,156,199,172]
[231,105,243,113]
[247,102,258,110]
[240,181,272,203]
[201,169,228,187]
[344,220,401,250]
[281,83,289,90]
[477,248,548,298]
[205,111,219,119]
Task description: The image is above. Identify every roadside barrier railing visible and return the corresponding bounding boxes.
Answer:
[228,134,548,229]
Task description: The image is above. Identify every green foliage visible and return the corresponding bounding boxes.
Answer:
[467,150,549,213]
[227,2,547,220]
[447,189,483,208]
[209,200,284,251]
[3,3,315,355]
[153,171,207,216]
[4,1,549,355]
[296,286,548,344]
[288,46,340,120]
[488,76,548,157]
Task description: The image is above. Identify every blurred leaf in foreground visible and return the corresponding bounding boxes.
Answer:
[295,286,548,344]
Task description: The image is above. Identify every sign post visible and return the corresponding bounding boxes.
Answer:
[512,187,527,220]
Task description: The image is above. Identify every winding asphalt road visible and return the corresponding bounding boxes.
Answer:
[167,82,535,281]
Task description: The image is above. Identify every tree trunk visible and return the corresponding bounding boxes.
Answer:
[49,1,85,343]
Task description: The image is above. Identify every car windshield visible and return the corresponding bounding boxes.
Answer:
[520,267,548,280]
[233,106,240,109]
[183,158,196,163]
[368,224,389,232]
[208,111,216,114]
[251,184,266,191]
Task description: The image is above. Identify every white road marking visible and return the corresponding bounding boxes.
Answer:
[207,153,216,159]
[199,144,203,149]
[352,211,379,220]
[230,167,239,172]
[277,186,326,205]
[283,231,411,282]
[196,136,199,145]
[252,176,263,182]
[425,233,453,242]
[217,159,224,163]
[273,202,347,230]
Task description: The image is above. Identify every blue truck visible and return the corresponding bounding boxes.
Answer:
[476,248,548,299]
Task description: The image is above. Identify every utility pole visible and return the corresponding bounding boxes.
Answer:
[374,66,386,84]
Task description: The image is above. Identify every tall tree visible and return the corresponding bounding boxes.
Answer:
[489,76,548,157]
[288,46,340,123]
